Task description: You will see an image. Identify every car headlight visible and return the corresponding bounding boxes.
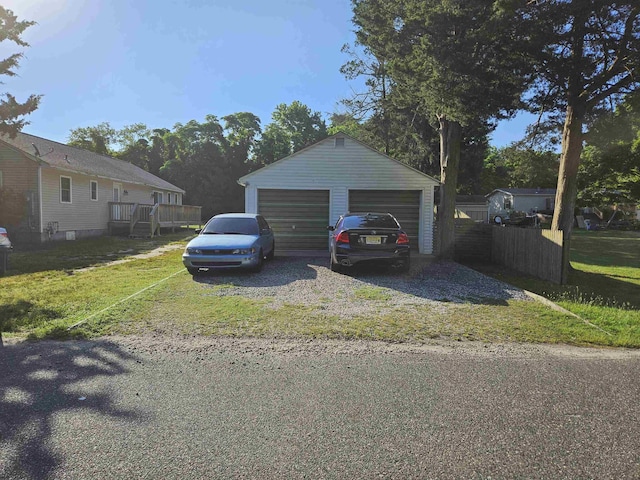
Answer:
[232,248,256,255]
[186,247,202,254]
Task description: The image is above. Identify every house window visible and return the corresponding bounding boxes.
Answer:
[152,191,163,204]
[60,176,72,203]
[546,197,554,210]
[335,137,345,148]
[90,180,98,201]
[503,197,512,210]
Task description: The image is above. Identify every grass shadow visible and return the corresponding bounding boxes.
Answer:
[0,339,143,478]
[0,300,63,332]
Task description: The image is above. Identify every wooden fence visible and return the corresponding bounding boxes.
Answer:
[433,221,566,284]
[433,221,493,263]
[492,227,564,284]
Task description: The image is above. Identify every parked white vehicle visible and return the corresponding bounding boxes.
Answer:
[0,227,12,274]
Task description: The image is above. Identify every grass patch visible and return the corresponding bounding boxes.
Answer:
[0,231,194,339]
[353,286,393,301]
[2,229,639,347]
[470,230,640,346]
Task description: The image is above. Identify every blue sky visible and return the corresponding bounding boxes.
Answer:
[3,0,530,147]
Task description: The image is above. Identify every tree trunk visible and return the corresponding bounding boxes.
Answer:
[437,117,462,260]
[552,103,585,283]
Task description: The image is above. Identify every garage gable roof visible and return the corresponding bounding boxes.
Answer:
[238,133,440,186]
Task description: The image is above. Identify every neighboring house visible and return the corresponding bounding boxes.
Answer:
[238,133,440,254]
[486,188,556,220]
[455,195,488,222]
[0,132,200,243]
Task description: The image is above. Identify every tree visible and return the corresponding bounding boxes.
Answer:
[67,122,117,155]
[578,92,640,207]
[0,6,40,137]
[340,43,394,154]
[519,1,640,281]
[480,145,559,193]
[254,101,328,165]
[349,0,534,258]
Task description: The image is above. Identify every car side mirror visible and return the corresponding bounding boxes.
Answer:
[326,225,335,231]
[261,228,270,236]
[195,228,202,234]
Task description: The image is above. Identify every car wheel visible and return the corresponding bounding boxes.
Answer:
[401,257,411,273]
[330,259,342,273]
[252,250,263,272]
[266,241,275,261]
[187,267,200,276]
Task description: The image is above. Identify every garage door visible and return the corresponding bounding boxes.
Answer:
[349,190,421,247]
[258,189,330,250]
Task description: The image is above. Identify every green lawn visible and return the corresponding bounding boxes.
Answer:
[1,229,638,347]
[471,230,640,346]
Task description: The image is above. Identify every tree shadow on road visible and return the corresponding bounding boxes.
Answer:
[0,339,143,479]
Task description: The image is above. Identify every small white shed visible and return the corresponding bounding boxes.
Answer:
[238,134,440,254]
[486,188,556,220]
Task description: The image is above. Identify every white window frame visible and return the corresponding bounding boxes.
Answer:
[60,176,72,204]
[90,180,98,201]
[152,191,164,204]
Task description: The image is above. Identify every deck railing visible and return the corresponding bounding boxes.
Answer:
[109,202,202,237]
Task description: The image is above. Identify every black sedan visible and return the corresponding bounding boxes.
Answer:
[327,212,410,272]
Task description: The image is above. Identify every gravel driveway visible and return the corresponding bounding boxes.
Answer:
[194,256,531,317]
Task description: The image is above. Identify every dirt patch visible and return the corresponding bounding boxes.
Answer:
[94,334,640,360]
[73,244,184,273]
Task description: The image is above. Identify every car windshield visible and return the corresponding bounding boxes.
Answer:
[202,217,259,235]
[343,214,399,229]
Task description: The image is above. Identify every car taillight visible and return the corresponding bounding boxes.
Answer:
[335,231,350,244]
[0,233,7,238]
[397,232,409,244]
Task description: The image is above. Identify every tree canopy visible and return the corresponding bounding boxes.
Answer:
[0,6,40,137]
[346,0,536,258]
[578,92,640,206]
[254,101,328,166]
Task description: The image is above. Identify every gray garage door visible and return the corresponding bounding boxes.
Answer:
[258,189,330,250]
[349,190,421,247]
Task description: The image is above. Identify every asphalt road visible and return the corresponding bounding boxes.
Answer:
[1,336,639,479]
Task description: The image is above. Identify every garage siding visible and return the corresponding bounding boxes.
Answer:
[258,189,330,250]
[349,190,421,247]
[240,136,439,254]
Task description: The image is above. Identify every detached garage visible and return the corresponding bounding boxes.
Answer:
[238,134,440,254]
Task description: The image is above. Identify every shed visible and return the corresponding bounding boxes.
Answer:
[238,134,440,254]
[486,188,556,220]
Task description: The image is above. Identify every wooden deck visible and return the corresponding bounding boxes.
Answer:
[108,202,202,237]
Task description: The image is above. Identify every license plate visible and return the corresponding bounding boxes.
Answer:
[365,236,382,245]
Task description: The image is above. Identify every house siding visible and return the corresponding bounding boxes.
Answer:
[40,167,181,239]
[241,136,438,254]
[0,145,41,233]
[40,167,109,235]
